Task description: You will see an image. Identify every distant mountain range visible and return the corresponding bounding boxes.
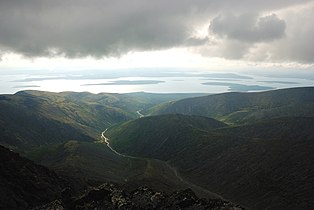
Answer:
[1,87,314,209]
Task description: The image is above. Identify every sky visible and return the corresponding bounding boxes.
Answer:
[0,0,314,76]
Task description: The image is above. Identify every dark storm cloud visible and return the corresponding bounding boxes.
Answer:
[0,0,183,57]
[0,0,312,62]
[0,0,213,57]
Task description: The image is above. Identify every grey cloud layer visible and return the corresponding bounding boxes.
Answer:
[210,13,286,43]
[0,0,313,63]
[0,0,190,57]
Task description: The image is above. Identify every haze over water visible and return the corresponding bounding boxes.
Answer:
[1,69,313,94]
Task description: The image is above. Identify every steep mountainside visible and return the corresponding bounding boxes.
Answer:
[1,144,239,210]
[107,114,226,159]
[108,115,314,209]
[0,145,66,210]
[2,88,314,209]
[27,141,154,185]
[27,140,221,199]
[0,91,132,150]
[151,87,314,124]
[0,90,205,151]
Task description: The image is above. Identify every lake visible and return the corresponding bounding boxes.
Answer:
[1,69,313,94]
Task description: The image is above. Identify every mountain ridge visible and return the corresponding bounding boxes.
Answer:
[151,86,314,124]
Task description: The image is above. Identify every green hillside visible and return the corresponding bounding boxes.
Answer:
[27,141,145,184]
[0,95,94,150]
[0,91,131,150]
[107,114,226,159]
[27,140,220,198]
[124,92,208,112]
[108,115,314,209]
[151,87,314,124]
[0,90,206,150]
[2,87,314,209]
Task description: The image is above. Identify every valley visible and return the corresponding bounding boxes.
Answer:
[101,128,222,199]
[1,87,314,209]
[1,1,313,209]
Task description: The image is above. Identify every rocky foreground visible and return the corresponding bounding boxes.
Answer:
[34,183,244,210]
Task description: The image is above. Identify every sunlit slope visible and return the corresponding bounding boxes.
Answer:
[0,91,133,150]
[108,115,314,209]
[151,87,314,124]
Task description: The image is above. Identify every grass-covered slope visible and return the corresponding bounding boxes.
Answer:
[0,90,208,150]
[0,145,66,210]
[0,144,237,209]
[27,141,142,184]
[107,114,226,159]
[27,140,220,198]
[151,87,314,124]
[108,115,314,209]
[0,93,96,151]
[193,117,314,210]
[0,90,141,150]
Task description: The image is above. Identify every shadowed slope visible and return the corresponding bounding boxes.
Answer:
[107,114,226,159]
[0,145,66,209]
[108,115,314,209]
